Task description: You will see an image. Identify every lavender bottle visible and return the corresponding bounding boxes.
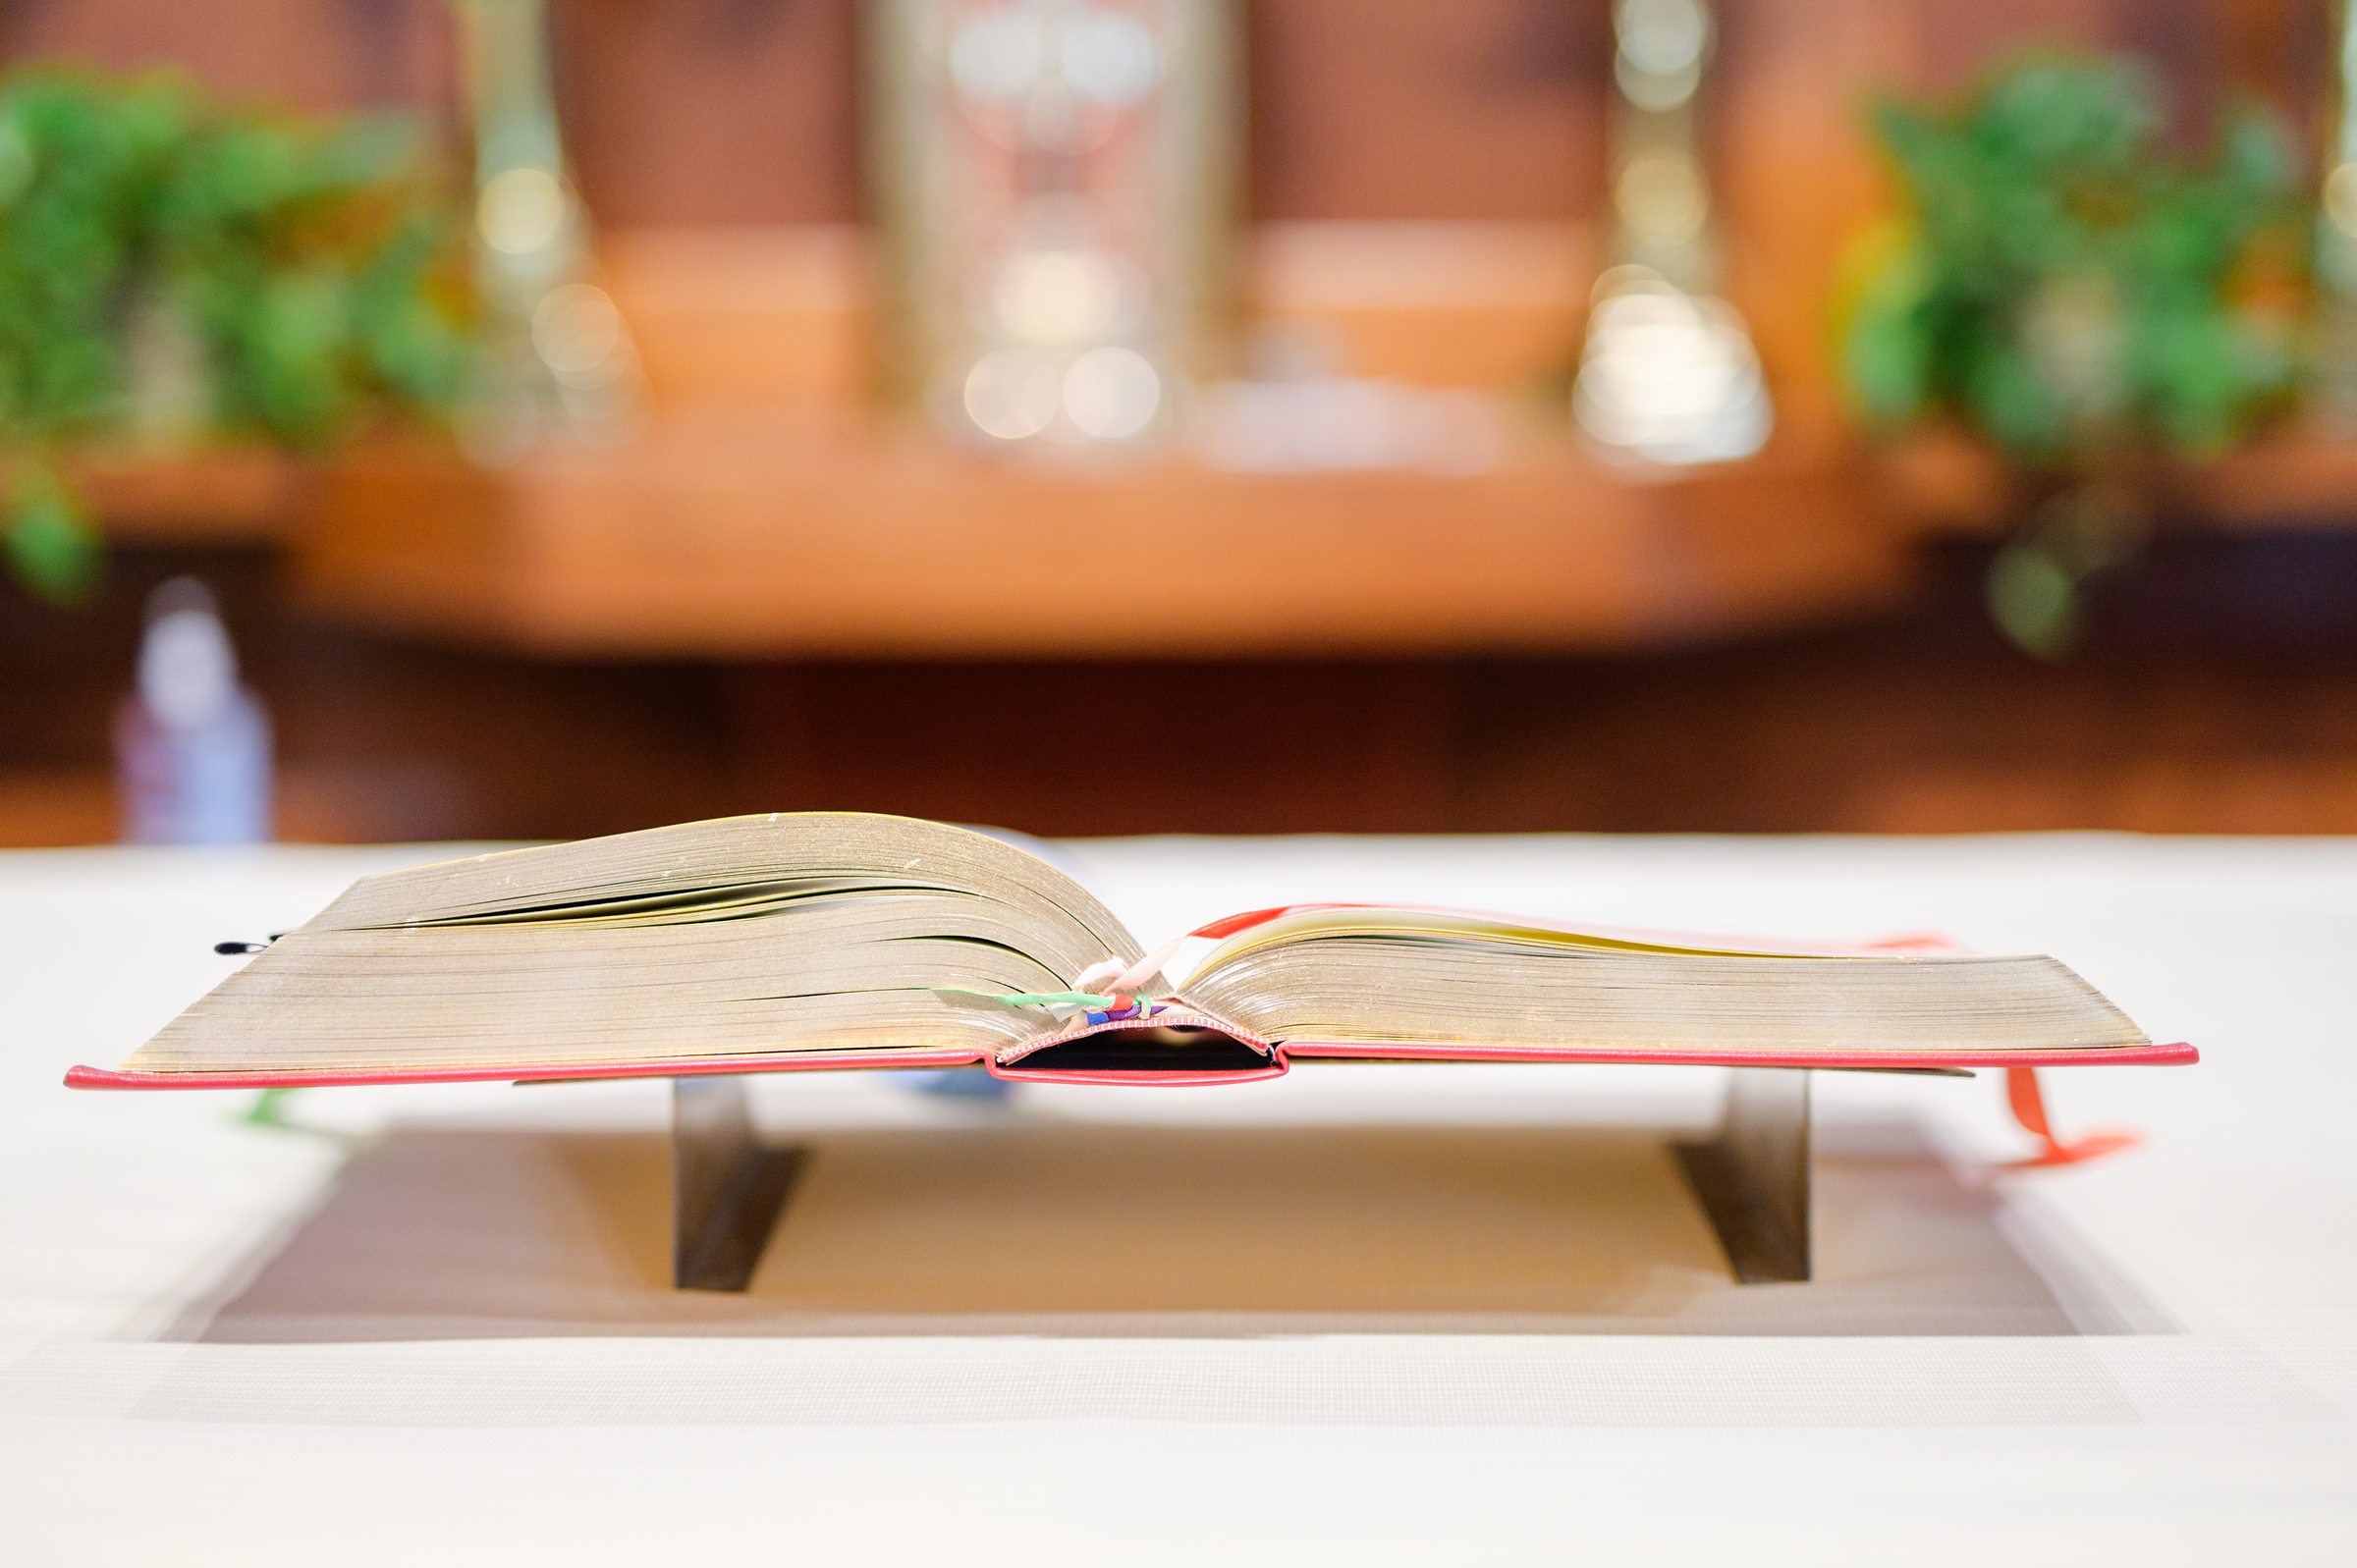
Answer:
[114,578,272,845]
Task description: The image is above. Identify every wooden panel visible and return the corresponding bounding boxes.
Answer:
[1453,559,2357,837]
[67,451,306,544]
[2185,426,2357,528]
[0,0,456,113]
[599,225,876,409]
[1907,0,2119,90]
[0,763,406,845]
[732,662,1461,834]
[1246,0,1607,220]
[597,219,1598,407]
[12,529,2357,843]
[553,0,858,225]
[1877,423,2357,538]
[294,418,1911,658]
[1243,221,1595,386]
[1717,0,1914,446]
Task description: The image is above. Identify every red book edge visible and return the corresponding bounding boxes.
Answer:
[63,1039,2197,1092]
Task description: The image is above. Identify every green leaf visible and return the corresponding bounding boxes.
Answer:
[1841,243,1939,423]
[1959,331,2069,463]
[5,469,101,601]
[1987,538,2082,660]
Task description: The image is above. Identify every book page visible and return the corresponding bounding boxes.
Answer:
[120,813,1152,1078]
[1182,924,2150,1059]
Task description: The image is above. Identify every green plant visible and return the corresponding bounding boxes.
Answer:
[1839,58,2306,654]
[1844,56,2302,463]
[0,69,474,600]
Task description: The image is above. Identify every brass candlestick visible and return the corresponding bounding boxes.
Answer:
[1573,0,1771,464]
[2315,0,2357,420]
[452,0,638,457]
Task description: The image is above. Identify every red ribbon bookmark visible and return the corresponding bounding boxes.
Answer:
[2004,1065,2140,1168]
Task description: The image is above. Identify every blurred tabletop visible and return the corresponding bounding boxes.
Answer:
[2,834,2353,1564]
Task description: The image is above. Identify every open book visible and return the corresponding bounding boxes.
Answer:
[67,812,2193,1091]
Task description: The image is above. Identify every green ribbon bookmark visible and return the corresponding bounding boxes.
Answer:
[940,987,1119,1010]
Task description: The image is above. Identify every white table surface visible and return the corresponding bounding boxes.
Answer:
[2,833,2352,1565]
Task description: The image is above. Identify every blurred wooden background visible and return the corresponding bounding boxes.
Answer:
[5,0,2356,844]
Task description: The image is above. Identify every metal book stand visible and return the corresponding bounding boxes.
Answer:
[670,1076,806,1292]
[1670,1067,1812,1283]
[668,1067,1813,1291]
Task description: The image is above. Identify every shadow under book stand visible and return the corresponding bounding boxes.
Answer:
[667,1067,1813,1291]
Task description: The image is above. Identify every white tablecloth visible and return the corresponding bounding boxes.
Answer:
[2,834,2351,1564]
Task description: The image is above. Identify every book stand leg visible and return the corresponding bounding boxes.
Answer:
[1672,1067,1812,1283]
[661,1070,1810,1290]
[672,1076,805,1291]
